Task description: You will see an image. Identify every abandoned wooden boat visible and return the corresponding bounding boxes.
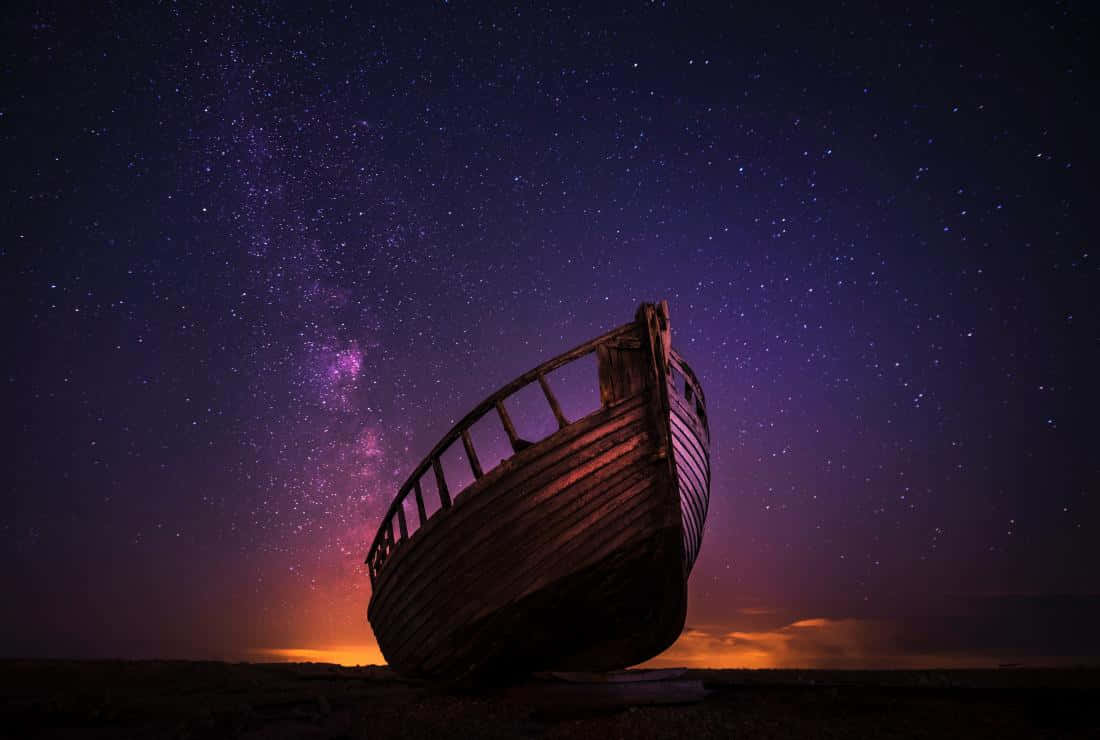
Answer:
[364,301,710,679]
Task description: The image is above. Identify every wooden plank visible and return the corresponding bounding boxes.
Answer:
[657,299,672,364]
[396,502,408,540]
[398,481,679,677]
[415,488,664,675]
[371,393,649,604]
[414,480,427,527]
[670,415,710,574]
[365,320,641,569]
[538,373,569,429]
[461,429,484,479]
[386,466,662,666]
[675,467,705,542]
[638,303,674,465]
[672,452,709,536]
[596,345,613,407]
[670,407,710,472]
[374,426,686,675]
[379,436,653,630]
[597,339,649,409]
[495,400,524,453]
[670,407,708,464]
[673,444,709,511]
[370,409,651,619]
[669,348,706,407]
[366,397,648,593]
[386,465,657,658]
[432,457,451,509]
[380,520,393,562]
[369,402,652,621]
[669,390,710,447]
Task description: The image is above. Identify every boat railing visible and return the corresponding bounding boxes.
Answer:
[668,348,709,436]
[365,320,640,585]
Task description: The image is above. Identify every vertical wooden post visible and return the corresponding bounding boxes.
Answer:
[396,500,408,540]
[381,518,393,556]
[495,400,523,453]
[432,457,452,509]
[461,429,484,479]
[657,299,672,368]
[596,344,613,407]
[414,479,428,526]
[538,374,569,429]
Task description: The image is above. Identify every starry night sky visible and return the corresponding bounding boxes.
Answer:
[3,2,1096,667]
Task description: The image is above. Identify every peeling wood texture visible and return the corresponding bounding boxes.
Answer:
[365,302,711,680]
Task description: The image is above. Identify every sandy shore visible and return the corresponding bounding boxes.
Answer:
[2,660,1097,738]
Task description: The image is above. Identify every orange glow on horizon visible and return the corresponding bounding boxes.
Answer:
[254,615,1003,670]
[251,644,386,667]
[640,617,995,670]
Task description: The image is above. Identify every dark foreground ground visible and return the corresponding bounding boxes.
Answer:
[2,661,1098,739]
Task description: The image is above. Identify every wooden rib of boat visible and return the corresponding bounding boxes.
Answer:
[364,301,710,680]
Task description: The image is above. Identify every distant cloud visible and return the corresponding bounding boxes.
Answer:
[647,617,998,669]
[645,594,1100,669]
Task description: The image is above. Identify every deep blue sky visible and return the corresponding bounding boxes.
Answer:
[2,2,1096,666]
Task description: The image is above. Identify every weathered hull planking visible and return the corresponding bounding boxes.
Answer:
[364,301,710,680]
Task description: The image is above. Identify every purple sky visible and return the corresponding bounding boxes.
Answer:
[2,2,1096,667]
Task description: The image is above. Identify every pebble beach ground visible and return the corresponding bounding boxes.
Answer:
[3,661,1097,739]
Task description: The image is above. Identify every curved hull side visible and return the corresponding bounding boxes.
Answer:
[669,385,710,572]
[368,389,683,679]
[434,522,686,678]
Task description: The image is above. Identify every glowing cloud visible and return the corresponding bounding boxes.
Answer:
[252,644,385,666]
[643,617,987,670]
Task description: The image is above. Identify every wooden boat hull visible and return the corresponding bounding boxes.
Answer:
[365,302,709,680]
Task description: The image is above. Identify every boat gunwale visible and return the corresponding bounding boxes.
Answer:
[667,348,708,434]
[668,347,705,404]
[365,318,641,582]
[368,393,653,618]
[365,309,713,589]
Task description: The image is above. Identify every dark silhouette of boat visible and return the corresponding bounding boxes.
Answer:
[364,301,710,680]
